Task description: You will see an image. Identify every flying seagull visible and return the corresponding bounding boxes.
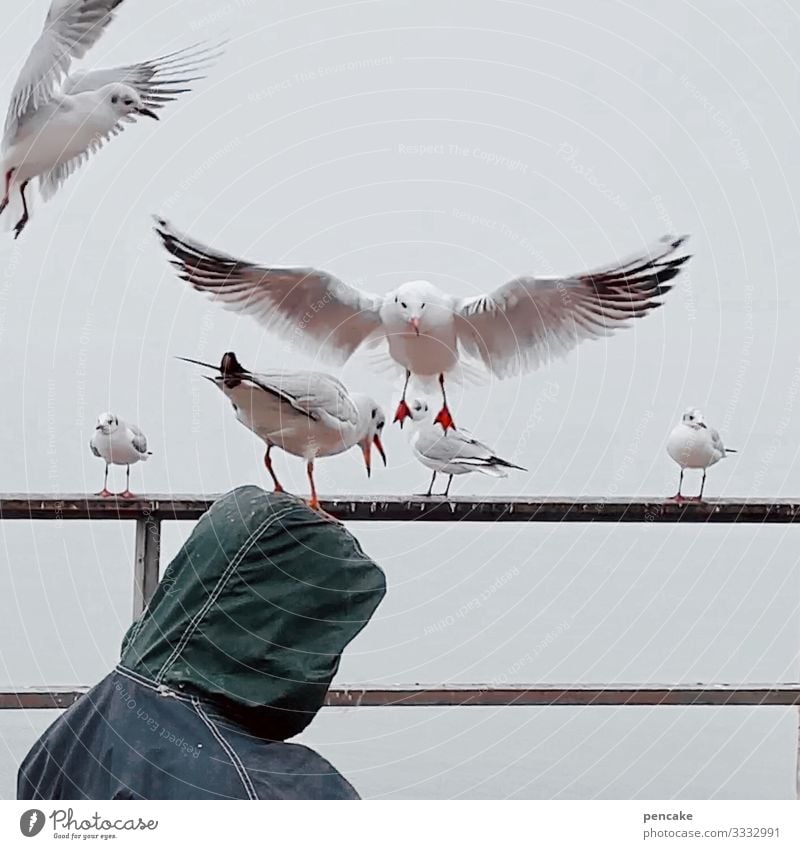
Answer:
[153,217,690,432]
[1,0,220,237]
[90,411,151,497]
[666,408,737,501]
[179,351,387,514]
[406,399,526,497]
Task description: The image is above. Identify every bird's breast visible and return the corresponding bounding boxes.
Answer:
[387,329,459,375]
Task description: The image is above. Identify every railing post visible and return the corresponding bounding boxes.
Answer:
[133,516,161,619]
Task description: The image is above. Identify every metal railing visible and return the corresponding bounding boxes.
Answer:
[2,493,798,795]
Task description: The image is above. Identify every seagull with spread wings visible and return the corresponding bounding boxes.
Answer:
[154,217,690,431]
[1,0,220,238]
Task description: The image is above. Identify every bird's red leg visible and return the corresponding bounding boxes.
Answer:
[264,446,284,492]
[433,373,456,431]
[306,460,337,521]
[96,464,113,497]
[0,168,14,216]
[393,370,412,428]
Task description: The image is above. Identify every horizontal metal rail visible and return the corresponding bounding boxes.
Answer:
[2,493,798,796]
[4,684,800,710]
[1,493,799,523]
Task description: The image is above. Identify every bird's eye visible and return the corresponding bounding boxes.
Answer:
[124,99,133,106]
[401,302,407,309]
[377,421,385,430]
[111,95,118,104]
[371,409,377,418]
[421,303,425,308]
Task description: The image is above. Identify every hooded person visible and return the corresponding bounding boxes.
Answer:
[17,486,386,800]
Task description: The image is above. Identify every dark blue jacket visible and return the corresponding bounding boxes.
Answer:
[18,488,386,800]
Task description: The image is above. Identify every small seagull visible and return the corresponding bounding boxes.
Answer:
[90,412,151,497]
[1,0,220,237]
[154,217,690,432]
[406,399,526,497]
[179,352,387,515]
[666,408,737,502]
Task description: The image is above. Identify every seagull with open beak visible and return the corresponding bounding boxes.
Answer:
[178,352,387,516]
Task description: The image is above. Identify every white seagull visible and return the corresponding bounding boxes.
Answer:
[90,411,151,497]
[154,217,690,432]
[179,352,387,513]
[407,399,526,497]
[666,408,737,502]
[1,0,220,238]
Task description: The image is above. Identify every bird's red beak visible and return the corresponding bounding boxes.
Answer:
[374,434,387,466]
[409,317,420,335]
[362,435,387,478]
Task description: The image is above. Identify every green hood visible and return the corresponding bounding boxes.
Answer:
[120,486,385,740]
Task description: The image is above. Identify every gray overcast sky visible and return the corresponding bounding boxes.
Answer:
[2,0,800,799]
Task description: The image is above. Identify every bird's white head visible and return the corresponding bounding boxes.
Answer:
[380,280,448,335]
[681,408,705,429]
[96,412,120,435]
[352,394,387,478]
[103,84,159,121]
[407,398,430,423]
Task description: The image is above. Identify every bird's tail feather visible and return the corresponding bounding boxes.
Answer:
[478,466,509,478]
[726,448,738,454]
[493,457,527,471]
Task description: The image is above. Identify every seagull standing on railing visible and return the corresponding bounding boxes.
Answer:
[179,352,387,515]
[1,0,221,238]
[154,217,690,432]
[90,412,151,497]
[406,399,526,497]
[666,408,737,502]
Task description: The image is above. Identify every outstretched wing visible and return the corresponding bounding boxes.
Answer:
[4,0,124,147]
[38,43,221,200]
[154,217,384,363]
[62,41,220,109]
[455,235,690,378]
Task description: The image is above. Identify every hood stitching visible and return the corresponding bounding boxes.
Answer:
[192,696,258,800]
[116,665,194,703]
[155,505,297,684]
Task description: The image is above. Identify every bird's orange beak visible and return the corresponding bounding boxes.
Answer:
[409,317,420,335]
